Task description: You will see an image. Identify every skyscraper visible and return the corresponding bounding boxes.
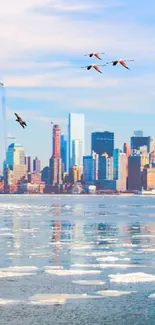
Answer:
[98,154,113,180]
[131,136,155,153]
[91,131,114,157]
[128,148,149,191]
[68,113,85,170]
[83,151,98,183]
[61,135,67,172]
[49,125,62,186]
[53,125,61,157]
[113,149,127,191]
[6,143,25,169]
[33,157,41,173]
[25,156,32,173]
[72,139,83,167]
[5,143,26,186]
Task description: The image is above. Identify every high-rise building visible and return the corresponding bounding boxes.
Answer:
[33,157,41,173]
[69,165,81,183]
[143,166,155,190]
[91,131,114,157]
[53,125,61,157]
[131,136,155,153]
[25,156,32,173]
[68,113,85,169]
[41,166,50,184]
[123,143,131,189]
[123,143,131,157]
[128,148,149,191]
[83,151,98,183]
[6,143,25,169]
[98,153,113,180]
[61,135,67,172]
[5,143,26,187]
[113,149,127,191]
[72,139,83,167]
[49,125,62,186]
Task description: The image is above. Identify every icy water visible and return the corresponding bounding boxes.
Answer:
[1,195,155,324]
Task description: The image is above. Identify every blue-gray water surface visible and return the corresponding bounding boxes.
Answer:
[1,194,155,324]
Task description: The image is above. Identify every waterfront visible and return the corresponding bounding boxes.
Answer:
[1,195,155,324]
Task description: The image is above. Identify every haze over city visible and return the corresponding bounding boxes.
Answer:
[1,0,155,171]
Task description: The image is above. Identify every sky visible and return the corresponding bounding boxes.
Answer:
[0,0,155,172]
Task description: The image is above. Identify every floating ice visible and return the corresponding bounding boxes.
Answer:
[72,280,105,285]
[29,293,104,305]
[71,264,100,268]
[99,263,145,269]
[0,266,38,272]
[0,272,35,278]
[97,257,130,262]
[44,266,64,270]
[0,299,21,305]
[139,248,155,253]
[45,269,101,276]
[148,293,155,298]
[109,272,155,283]
[97,290,136,297]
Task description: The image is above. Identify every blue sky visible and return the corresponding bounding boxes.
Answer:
[0,0,155,172]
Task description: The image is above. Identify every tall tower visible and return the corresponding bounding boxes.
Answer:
[33,156,41,172]
[49,125,62,186]
[61,135,67,172]
[53,125,61,157]
[68,113,85,170]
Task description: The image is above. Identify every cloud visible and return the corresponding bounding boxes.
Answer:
[30,0,125,14]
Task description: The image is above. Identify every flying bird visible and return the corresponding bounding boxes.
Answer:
[106,59,134,70]
[81,64,106,74]
[84,52,105,60]
[14,113,27,129]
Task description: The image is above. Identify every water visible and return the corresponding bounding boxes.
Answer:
[1,194,155,324]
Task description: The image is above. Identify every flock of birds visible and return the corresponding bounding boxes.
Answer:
[82,52,134,73]
[14,52,134,128]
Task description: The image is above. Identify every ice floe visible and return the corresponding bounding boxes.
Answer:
[148,293,155,298]
[45,269,101,276]
[97,290,136,296]
[97,256,130,262]
[0,299,21,305]
[109,272,155,283]
[28,293,104,305]
[72,280,105,285]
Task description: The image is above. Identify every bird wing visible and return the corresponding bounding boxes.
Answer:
[20,122,25,128]
[93,65,102,73]
[23,121,27,126]
[94,53,101,60]
[120,60,130,69]
[15,112,20,119]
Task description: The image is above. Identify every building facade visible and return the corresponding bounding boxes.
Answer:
[131,136,155,153]
[33,157,41,173]
[113,149,127,191]
[83,151,98,183]
[68,113,85,169]
[98,154,113,181]
[91,131,114,157]
[61,135,67,172]
[49,125,63,186]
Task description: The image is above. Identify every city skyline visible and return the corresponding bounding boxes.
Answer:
[1,0,155,172]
